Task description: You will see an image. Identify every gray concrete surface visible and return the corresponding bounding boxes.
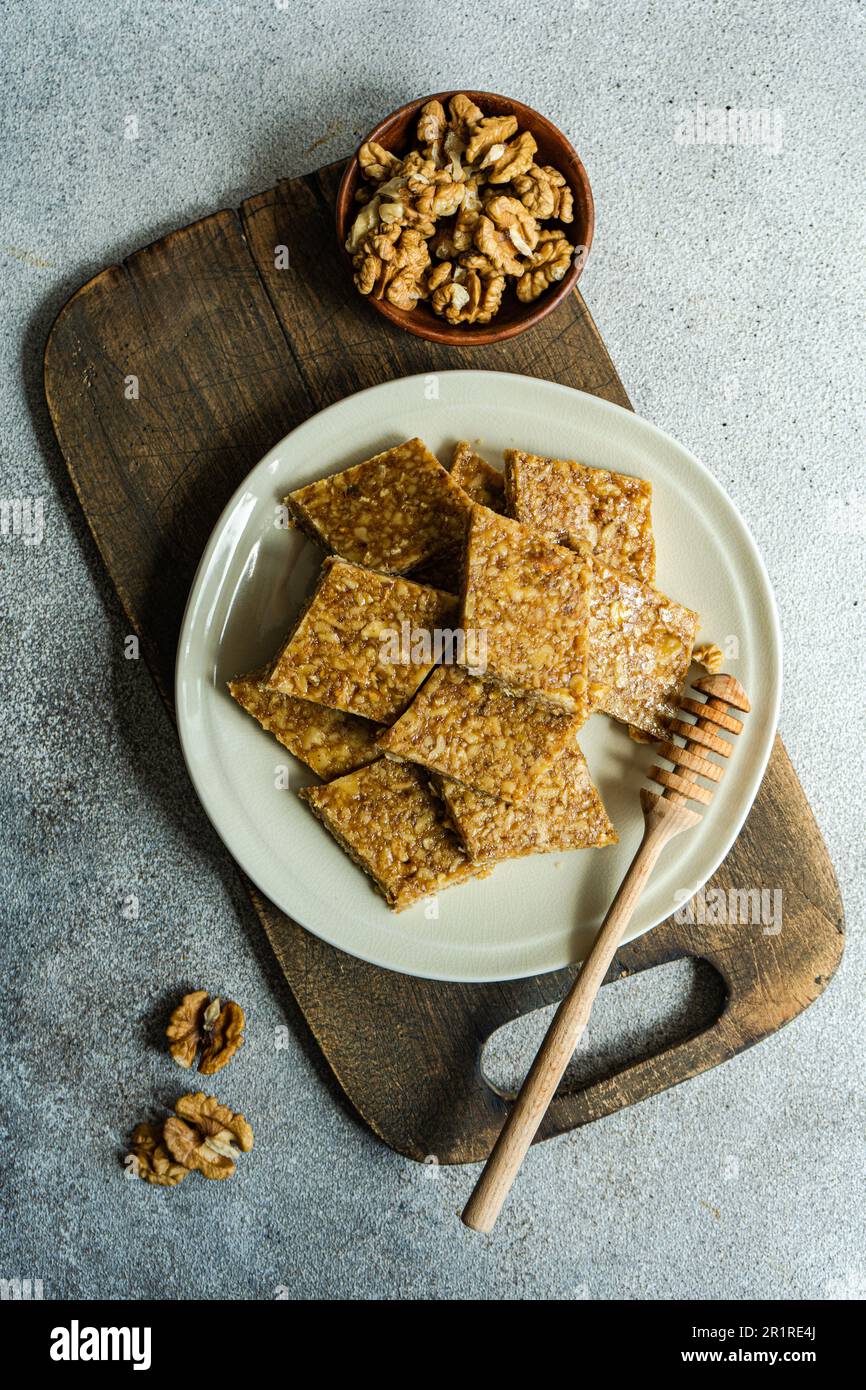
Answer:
[1,0,864,1301]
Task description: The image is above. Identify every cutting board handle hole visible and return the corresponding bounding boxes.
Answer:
[480,956,726,1101]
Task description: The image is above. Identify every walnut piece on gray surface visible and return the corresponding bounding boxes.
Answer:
[162,1093,254,1182]
[166,990,245,1075]
[198,999,245,1076]
[128,1122,191,1188]
[165,989,209,1069]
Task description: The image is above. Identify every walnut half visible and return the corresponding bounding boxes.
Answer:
[512,164,574,223]
[359,140,400,183]
[693,643,724,673]
[166,990,245,1075]
[429,262,505,325]
[515,230,573,302]
[163,1093,254,1182]
[128,1121,191,1187]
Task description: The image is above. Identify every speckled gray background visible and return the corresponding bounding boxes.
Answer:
[1,0,864,1301]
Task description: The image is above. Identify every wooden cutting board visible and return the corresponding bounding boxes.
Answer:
[43,161,844,1163]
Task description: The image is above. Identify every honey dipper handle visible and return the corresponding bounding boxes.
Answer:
[461,793,701,1235]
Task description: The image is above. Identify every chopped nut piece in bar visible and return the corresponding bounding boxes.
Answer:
[266,558,458,724]
[283,438,471,574]
[299,757,479,911]
[228,667,382,779]
[461,505,593,715]
[627,724,654,744]
[449,441,507,514]
[589,565,699,739]
[436,738,617,863]
[505,449,656,584]
[378,665,580,803]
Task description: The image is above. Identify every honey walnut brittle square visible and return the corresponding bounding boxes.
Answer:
[449,441,507,514]
[505,449,656,585]
[266,557,457,724]
[436,737,617,864]
[299,757,479,911]
[284,437,471,574]
[461,505,594,715]
[378,664,581,803]
[228,668,382,779]
[588,565,699,738]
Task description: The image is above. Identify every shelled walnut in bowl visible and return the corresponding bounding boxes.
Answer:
[336,91,594,345]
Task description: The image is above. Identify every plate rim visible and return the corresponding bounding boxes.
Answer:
[175,369,782,982]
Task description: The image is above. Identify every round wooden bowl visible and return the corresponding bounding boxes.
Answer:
[335,91,594,346]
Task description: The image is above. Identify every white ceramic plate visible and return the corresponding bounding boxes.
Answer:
[176,371,781,983]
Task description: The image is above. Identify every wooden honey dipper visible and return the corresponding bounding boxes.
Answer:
[462,672,751,1234]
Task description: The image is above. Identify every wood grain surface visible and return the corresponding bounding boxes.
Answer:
[44,162,845,1164]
